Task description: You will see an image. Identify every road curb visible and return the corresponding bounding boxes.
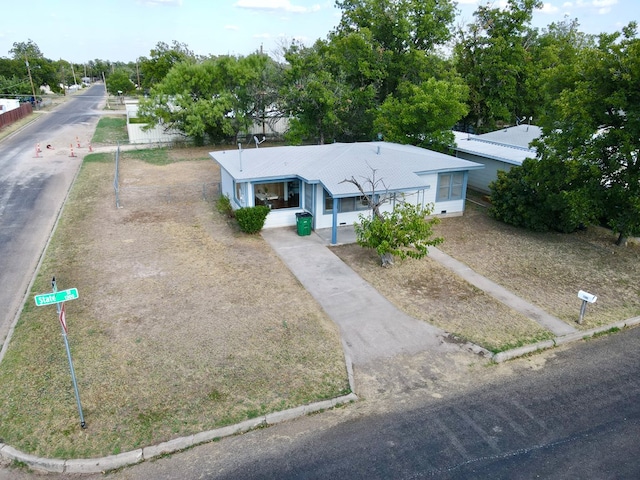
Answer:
[0,391,358,474]
[492,316,640,363]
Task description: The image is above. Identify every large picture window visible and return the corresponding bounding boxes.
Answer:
[437,172,464,201]
[254,179,300,210]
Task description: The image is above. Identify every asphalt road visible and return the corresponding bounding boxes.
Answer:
[2,326,629,479]
[0,84,104,353]
[111,327,638,480]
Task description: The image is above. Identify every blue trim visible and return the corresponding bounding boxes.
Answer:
[331,198,338,244]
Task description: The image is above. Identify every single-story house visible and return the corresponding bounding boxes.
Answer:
[210,141,483,244]
[452,125,542,193]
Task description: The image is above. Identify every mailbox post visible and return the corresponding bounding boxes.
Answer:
[577,290,597,324]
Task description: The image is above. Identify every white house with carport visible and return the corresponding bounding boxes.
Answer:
[210,142,483,244]
[452,124,541,193]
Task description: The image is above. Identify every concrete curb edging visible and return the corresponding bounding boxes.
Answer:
[492,316,640,363]
[0,357,358,474]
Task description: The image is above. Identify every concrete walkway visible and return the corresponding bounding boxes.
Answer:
[428,248,577,336]
[273,224,576,361]
[262,227,461,365]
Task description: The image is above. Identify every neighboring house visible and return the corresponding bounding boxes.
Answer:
[452,124,542,193]
[210,141,483,244]
[0,98,20,113]
[124,100,185,145]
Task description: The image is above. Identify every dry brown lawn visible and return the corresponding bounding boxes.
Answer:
[331,246,553,354]
[434,203,640,326]
[0,149,347,459]
[333,200,640,352]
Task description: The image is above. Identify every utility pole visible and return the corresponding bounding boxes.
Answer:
[25,54,37,108]
[136,58,141,90]
[102,71,110,109]
[70,62,78,87]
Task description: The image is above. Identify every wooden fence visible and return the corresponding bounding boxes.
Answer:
[0,103,33,129]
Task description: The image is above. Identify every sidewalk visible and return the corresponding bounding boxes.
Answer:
[310,225,576,337]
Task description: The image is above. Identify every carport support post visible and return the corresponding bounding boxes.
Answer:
[578,299,588,325]
[52,278,86,429]
[331,199,338,245]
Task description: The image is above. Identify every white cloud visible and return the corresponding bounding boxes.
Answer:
[592,0,617,6]
[235,0,321,14]
[225,25,240,31]
[140,0,183,6]
[540,2,560,13]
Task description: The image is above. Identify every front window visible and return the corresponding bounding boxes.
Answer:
[254,179,300,209]
[437,172,464,201]
[234,181,247,207]
[323,189,370,213]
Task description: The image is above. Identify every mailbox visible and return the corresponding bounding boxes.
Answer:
[578,290,597,303]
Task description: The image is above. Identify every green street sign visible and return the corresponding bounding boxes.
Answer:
[34,288,79,306]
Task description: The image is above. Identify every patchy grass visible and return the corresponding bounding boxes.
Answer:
[434,203,640,328]
[91,116,128,145]
[332,245,553,353]
[83,152,113,163]
[0,156,347,459]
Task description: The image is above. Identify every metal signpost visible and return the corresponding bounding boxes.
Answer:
[34,277,86,429]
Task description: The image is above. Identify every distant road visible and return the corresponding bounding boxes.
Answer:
[0,84,105,353]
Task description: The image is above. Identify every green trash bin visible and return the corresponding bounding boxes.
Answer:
[296,212,312,236]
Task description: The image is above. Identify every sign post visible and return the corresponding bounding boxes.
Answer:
[35,277,86,429]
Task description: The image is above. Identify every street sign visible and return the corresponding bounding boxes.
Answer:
[34,288,79,306]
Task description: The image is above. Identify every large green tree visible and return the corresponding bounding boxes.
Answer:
[488,155,600,233]
[138,53,280,145]
[540,23,640,244]
[335,0,456,99]
[374,77,468,151]
[280,35,381,144]
[138,41,195,90]
[454,0,542,132]
[280,0,464,145]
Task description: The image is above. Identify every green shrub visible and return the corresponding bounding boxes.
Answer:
[216,194,234,218]
[235,206,270,233]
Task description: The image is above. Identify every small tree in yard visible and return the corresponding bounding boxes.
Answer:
[343,171,443,267]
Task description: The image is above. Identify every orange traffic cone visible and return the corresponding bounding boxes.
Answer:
[69,144,76,157]
[35,144,41,158]
[76,136,81,148]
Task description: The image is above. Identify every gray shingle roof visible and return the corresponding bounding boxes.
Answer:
[211,142,483,197]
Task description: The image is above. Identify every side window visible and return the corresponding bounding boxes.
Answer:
[437,172,464,201]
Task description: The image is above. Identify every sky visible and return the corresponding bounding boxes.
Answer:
[0,0,637,63]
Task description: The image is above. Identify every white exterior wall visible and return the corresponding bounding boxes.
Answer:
[458,153,515,194]
[0,99,20,113]
[218,170,467,231]
[243,117,290,138]
[127,123,185,144]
